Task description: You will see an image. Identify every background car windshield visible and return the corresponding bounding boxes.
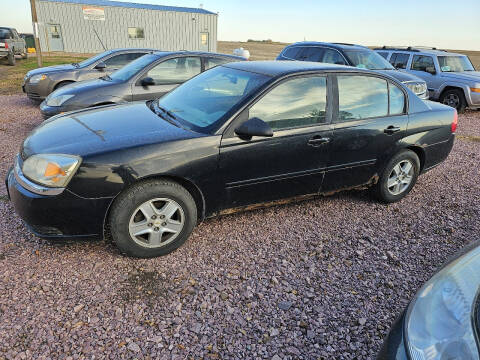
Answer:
[77,51,113,67]
[343,50,394,70]
[157,66,270,133]
[109,54,156,82]
[438,56,475,72]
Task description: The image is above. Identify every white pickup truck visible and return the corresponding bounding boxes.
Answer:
[0,27,27,66]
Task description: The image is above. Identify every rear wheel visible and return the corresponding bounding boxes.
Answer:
[440,89,467,113]
[109,179,197,258]
[373,150,420,203]
[7,51,15,66]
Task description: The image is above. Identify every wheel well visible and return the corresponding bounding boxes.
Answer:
[54,80,74,90]
[440,86,466,100]
[102,175,206,239]
[406,146,425,172]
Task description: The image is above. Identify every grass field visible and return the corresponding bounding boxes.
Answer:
[0,41,479,96]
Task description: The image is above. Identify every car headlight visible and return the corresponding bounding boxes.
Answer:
[46,94,74,107]
[405,81,428,95]
[405,244,480,360]
[29,74,47,84]
[22,154,81,187]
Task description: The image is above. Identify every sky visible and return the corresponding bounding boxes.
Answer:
[2,0,480,51]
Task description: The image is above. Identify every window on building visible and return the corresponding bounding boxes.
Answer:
[411,55,435,72]
[128,27,145,39]
[337,75,388,121]
[390,53,410,69]
[146,57,201,84]
[249,76,328,131]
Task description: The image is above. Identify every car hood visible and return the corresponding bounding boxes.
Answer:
[441,71,480,83]
[21,102,201,158]
[26,64,77,77]
[376,70,425,83]
[50,78,118,97]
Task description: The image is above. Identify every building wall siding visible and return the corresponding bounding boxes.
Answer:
[35,0,218,53]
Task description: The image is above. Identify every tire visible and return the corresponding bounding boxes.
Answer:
[54,81,74,90]
[21,50,27,59]
[373,150,420,203]
[7,51,15,66]
[440,89,467,113]
[109,179,197,258]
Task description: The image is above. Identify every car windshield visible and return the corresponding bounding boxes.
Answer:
[108,54,155,82]
[438,56,475,72]
[343,50,395,70]
[0,29,11,40]
[156,66,270,133]
[77,51,114,67]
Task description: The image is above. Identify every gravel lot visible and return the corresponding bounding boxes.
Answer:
[0,95,479,359]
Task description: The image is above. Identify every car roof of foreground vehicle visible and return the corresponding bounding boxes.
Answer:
[374,46,465,57]
[224,60,373,77]
[286,41,370,51]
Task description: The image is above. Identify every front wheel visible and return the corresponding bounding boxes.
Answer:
[373,150,420,203]
[440,89,467,113]
[7,52,15,66]
[109,179,197,258]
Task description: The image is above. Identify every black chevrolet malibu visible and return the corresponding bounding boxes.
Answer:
[39,51,245,118]
[378,241,480,360]
[6,61,456,257]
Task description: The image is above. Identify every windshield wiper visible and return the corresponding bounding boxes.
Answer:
[148,100,182,128]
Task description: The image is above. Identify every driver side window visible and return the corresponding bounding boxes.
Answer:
[249,76,328,131]
[145,57,201,85]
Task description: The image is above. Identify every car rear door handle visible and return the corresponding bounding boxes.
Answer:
[384,126,401,135]
[308,136,331,146]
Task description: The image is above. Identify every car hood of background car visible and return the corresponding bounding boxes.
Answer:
[21,102,203,158]
[26,64,77,77]
[376,70,424,83]
[441,71,480,83]
[51,78,119,97]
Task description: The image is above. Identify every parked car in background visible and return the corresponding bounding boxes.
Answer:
[40,51,245,118]
[7,61,456,257]
[23,48,154,101]
[277,42,429,100]
[375,47,480,112]
[0,27,27,66]
[378,240,480,360]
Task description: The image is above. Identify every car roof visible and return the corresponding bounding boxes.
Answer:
[223,60,375,77]
[150,51,245,60]
[374,47,465,57]
[287,41,370,51]
[107,48,157,53]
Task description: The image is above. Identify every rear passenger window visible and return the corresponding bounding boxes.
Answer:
[390,53,409,69]
[389,83,405,115]
[337,76,388,121]
[250,76,327,131]
[205,57,232,70]
[282,47,302,59]
[321,49,347,65]
[411,55,435,72]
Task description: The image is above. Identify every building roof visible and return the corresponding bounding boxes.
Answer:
[39,0,217,15]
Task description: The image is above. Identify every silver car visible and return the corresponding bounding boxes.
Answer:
[375,47,480,112]
[22,48,155,101]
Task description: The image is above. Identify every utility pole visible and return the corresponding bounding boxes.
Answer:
[29,0,43,67]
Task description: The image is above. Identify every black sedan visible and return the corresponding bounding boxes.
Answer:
[6,61,456,257]
[39,51,245,118]
[23,48,154,101]
[378,241,480,360]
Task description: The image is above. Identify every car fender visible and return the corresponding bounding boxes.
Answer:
[437,82,470,102]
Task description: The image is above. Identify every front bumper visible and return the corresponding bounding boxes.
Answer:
[6,165,113,239]
[23,80,52,101]
[40,100,64,119]
[377,312,408,359]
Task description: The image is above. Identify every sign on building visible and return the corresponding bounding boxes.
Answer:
[82,6,105,21]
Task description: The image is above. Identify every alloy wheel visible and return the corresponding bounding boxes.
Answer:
[443,93,460,109]
[128,197,185,248]
[387,160,414,196]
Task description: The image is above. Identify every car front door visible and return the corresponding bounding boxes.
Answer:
[409,55,440,97]
[131,56,202,101]
[219,74,333,209]
[322,74,409,192]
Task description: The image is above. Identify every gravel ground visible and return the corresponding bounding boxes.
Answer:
[0,95,479,359]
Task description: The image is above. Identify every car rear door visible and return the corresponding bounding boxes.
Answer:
[131,56,201,101]
[219,74,333,208]
[322,73,409,192]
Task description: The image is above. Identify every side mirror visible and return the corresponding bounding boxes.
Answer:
[425,66,436,75]
[94,62,106,71]
[140,77,155,86]
[235,117,273,139]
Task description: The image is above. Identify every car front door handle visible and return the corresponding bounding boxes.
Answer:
[384,126,401,135]
[308,136,331,146]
